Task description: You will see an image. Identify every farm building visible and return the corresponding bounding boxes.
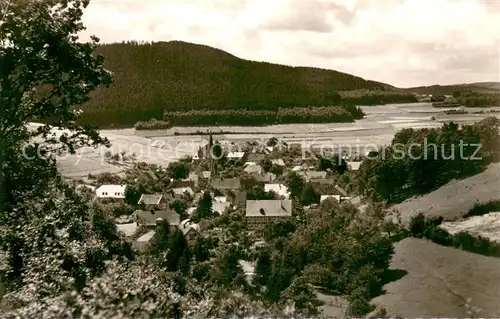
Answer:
[95,184,126,199]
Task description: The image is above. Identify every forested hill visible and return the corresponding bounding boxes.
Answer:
[79,41,414,127]
[405,82,500,95]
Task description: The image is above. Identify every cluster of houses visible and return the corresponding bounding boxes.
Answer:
[93,145,363,251]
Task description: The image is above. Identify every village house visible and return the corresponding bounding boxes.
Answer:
[179,219,199,244]
[271,159,286,167]
[145,170,159,181]
[287,143,302,152]
[213,196,228,203]
[227,151,246,162]
[264,183,291,198]
[246,152,266,163]
[291,163,309,172]
[234,191,247,207]
[186,207,196,217]
[134,230,155,252]
[245,200,293,230]
[249,172,276,184]
[137,194,169,211]
[347,161,362,171]
[212,201,232,215]
[320,195,341,203]
[297,171,327,182]
[95,184,126,200]
[116,222,138,239]
[310,177,336,187]
[181,172,199,187]
[244,163,263,174]
[133,210,181,227]
[210,177,241,191]
[201,171,211,179]
[170,187,195,199]
[346,195,362,206]
[334,185,349,198]
[263,146,276,155]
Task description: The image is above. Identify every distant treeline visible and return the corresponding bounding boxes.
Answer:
[163,105,364,126]
[75,41,416,128]
[340,90,418,105]
[453,91,500,107]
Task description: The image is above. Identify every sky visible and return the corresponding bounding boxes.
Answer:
[80,0,500,88]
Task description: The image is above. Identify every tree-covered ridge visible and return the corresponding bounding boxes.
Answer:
[406,82,500,95]
[77,41,413,127]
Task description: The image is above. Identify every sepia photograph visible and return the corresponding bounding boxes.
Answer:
[0,0,499,317]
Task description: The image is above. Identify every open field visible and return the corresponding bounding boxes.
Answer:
[371,238,500,318]
[391,163,500,224]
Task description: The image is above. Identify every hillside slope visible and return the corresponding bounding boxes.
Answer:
[79,41,412,127]
[406,82,500,95]
[371,238,500,318]
[391,163,500,223]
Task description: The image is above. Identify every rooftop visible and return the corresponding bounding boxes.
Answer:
[210,177,241,190]
[138,194,165,205]
[134,210,180,226]
[245,200,293,217]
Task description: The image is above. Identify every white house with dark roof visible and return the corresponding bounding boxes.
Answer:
[95,184,126,199]
[264,183,290,198]
[245,200,293,229]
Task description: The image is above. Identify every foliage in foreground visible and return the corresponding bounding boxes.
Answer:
[1,256,307,319]
[255,200,395,316]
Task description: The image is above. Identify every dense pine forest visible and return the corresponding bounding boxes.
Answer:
[78,41,417,128]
